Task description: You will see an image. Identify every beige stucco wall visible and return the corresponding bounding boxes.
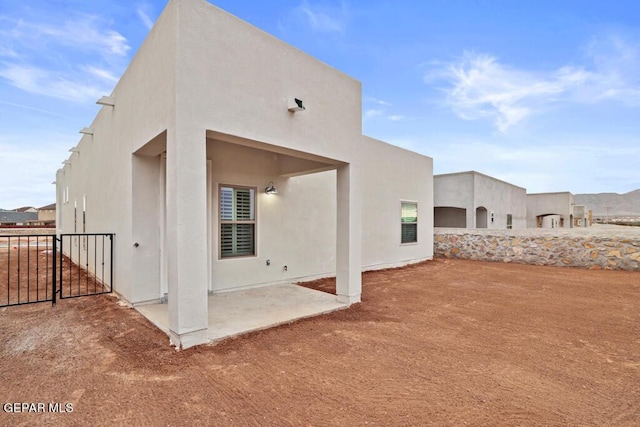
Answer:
[56,0,434,347]
[473,173,527,229]
[434,173,474,210]
[526,192,574,228]
[57,0,433,303]
[57,0,179,300]
[360,136,433,269]
[434,171,526,229]
[207,139,337,292]
[176,0,362,163]
[38,209,56,223]
[205,137,433,292]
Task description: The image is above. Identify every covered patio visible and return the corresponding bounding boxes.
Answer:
[131,129,362,349]
[136,283,348,343]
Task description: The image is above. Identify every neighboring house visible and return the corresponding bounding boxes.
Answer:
[56,0,434,348]
[0,211,38,226]
[527,192,575,228]
[434,171,527,229]
[15,206,38,213]
[579,206,592,227]
[37,203,56,226]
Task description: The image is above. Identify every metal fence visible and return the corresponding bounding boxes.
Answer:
[0,235,57,306]
[0,233,114,307]
[58,234,113,299]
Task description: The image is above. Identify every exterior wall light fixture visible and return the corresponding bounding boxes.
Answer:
[287,98,305,112]
[265,181,278,195]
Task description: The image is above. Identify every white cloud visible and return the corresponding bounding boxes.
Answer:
[363,97,407,122]
[581,33,640,106]
[0,137,67,208]
[0,101,77,120]
[0,45,19,58]
[82,65,120,84]
[427,33,640,133]
[0,64,107,103]
[293,0,348,34]
[137,5,155,30]
[364,108,383,119]
[363,109,407,122]
[0,14,126,102]
[364,96,391,106]
[427,52,589,133]
[1,16,130,59]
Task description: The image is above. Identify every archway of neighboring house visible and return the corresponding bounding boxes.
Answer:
[434,207,467,228]
[537,213,562,229]
[475,206,488,228]
[570,214,574,228]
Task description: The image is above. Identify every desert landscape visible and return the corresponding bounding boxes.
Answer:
[1,1,639,424]
[1,258,638,425]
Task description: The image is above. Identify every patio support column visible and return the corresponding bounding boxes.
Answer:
[336,163,362,304]
[165,125,209,349]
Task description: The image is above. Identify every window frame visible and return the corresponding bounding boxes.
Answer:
[400,200,418,245]
[218,184,257,260]
[506,213,513,229]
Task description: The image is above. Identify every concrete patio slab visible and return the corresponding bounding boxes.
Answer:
[136,283,348,344]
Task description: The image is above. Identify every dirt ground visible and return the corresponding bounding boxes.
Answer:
[1,259,638,426]
[0,246,105,306]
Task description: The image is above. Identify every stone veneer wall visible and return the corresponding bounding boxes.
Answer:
[434,229,640,271]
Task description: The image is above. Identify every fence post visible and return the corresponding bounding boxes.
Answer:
[52,236,57,306]
[109,234,114,293]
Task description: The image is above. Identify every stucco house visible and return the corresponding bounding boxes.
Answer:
[571,205,591,227]
[15,206,38,213]
[526,192,575,228]
[434,171,527,229]
[0,211,38,226]
[56,0,433,348]
[37,203,56,226]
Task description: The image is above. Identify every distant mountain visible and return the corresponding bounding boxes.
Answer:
[574,189,640,216]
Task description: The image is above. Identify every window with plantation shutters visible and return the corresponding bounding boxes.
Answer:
[219,186,256,258]
[401,201,418,244]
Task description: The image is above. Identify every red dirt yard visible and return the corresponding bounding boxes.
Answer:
[1,258,638,426]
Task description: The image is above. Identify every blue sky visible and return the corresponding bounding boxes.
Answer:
[1,0,639,209]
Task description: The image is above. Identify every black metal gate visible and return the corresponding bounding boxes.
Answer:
[58,234,113,300]
[0,233,114,307]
